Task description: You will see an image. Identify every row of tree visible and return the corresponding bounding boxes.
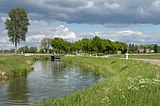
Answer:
[49,36,128,54]
[17,46,37,53]
[0,49,15,53]
[4,42,159,54]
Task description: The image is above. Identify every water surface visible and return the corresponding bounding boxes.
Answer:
[0,61,103,106]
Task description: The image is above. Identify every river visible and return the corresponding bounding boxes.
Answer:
[0,60,103,106]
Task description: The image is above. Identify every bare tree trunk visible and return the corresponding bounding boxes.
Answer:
[15,39,17,54]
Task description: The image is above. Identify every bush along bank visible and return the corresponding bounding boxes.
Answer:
[36,56,160,106]
[0,56,35,83]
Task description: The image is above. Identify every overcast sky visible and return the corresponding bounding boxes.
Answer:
[1,0,160,49]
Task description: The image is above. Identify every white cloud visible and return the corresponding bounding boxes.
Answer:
[80,30,160,44]
[0,35,14,49]
[153,0,160,7]
[53,25,77,39]
[116,30,143,36]
[104,2,120,9]
[86,1,95,8]
[137,7,151,17]
[26,35,46,42]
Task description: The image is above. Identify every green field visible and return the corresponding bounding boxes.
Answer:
[36,56,160,106]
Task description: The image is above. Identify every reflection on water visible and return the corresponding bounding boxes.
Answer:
[0,60,103,106]
[7,77,29,105]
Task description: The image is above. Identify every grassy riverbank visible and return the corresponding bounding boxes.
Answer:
[0,55,49,82]
[0,56,34,81]
[37,56,160,106]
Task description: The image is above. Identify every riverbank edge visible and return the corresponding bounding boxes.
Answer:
[0,55,49,83]
[36,56,160,106]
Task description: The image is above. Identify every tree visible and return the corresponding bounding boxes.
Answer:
[51,37,66,54]
[17,46,29,53]
[29,46,37,53]
[154,44,158,53]
[105,39,112,54]
[75,40,82,53]
[5,8,30,53]
[41,38,52,53]
[81,38,90,53]
[91,36,101,54]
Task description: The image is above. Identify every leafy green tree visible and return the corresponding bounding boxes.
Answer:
[154,44,158,53]
[91,36,101,54]
[51,37,67,54]
[112,41,127,53]
[121,42,128,53]
[129,44,138,53]
[105,39,112,54]
[110,42,118,53]
[17,47,24,53]
[5,8,30,53]
[24,46,29,53]
[75,40,82,53]
[17,46,29,53]
[100,39,108,53]
[81,38,91,53]
[68,43,76,53]
[38,49,45,53]
[10,49,15,53]
[50,36,128,55]
[29,46,37,53]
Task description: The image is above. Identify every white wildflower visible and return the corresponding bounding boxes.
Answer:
[140,85,145,88]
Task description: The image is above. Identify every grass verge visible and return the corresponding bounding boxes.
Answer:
[0,55,49,82]
[36,56,160,106]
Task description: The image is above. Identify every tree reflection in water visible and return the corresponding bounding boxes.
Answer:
[7,77,29,105]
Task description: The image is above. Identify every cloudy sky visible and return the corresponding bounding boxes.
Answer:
[1,0,160,49]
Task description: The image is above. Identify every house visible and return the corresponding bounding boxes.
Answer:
[137,48,145,52]
[146,49,150,53]
[117,50,122,54]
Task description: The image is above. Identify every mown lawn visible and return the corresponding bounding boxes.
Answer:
[36,56,160,106]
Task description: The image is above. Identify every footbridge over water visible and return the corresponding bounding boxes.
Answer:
[48,54,65,61]
[24,54,65,61]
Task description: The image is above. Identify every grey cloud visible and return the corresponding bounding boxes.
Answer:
[0,0,160,25]
[1,0,160,49]
[43,0,87,8]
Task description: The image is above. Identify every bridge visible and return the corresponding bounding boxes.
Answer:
[48,54,65,61]
[23,53,65,61]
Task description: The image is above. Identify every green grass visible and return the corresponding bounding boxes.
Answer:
[36,56,160,106]
[0,55,49,78]
[0,56,34,77]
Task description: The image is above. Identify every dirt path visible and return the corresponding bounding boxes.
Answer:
[130,58,160,65]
